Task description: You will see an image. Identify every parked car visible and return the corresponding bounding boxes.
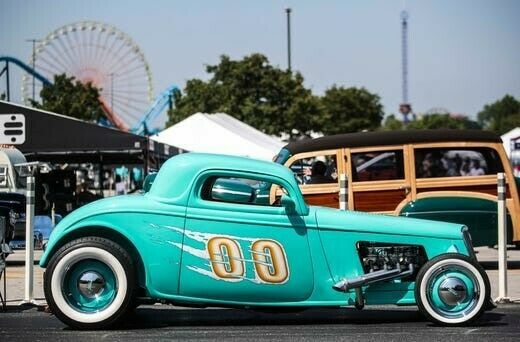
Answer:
[273,129,520,247]
[40,153,492,329]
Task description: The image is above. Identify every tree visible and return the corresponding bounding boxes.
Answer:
[382,113,480,131]
[382,114,404,130]
[407,113,481,130]
[477,95,520,135]
[167,54,321,138]
[317,85,384,135]
[32,74,105,122]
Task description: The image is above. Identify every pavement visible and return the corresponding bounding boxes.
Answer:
[0,304,519,341]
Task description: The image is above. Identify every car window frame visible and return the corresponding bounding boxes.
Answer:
[348,145,409,185]
[283,149,343,193]
[412,142,507,188]
[190,169,308,216]
[349,145,406,184]
[413,146,504,180]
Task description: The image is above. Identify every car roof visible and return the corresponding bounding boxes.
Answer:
[283,129,502,155]
[148,152,296,202]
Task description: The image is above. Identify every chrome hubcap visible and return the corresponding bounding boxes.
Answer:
[438,277,467,305]
[77,271,106,298]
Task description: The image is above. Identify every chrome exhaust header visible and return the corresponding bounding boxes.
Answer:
[333,264,414,292]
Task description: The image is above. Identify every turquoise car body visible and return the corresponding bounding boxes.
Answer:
[40,153,472,308]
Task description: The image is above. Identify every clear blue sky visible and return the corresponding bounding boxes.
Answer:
[1,0,519,122]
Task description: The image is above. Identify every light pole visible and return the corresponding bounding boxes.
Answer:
[285,8,292,72]
[26,39,41,101]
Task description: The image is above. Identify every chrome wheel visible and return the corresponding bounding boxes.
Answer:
[62,259,118,313]
[426,265,479,319]
[415,254,490,325]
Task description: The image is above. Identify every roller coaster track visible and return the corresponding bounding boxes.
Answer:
[0,55,51,87]
[133,84,178,135]
[1,56,51,102]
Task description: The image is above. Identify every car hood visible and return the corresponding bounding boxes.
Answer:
[313,206,464,240]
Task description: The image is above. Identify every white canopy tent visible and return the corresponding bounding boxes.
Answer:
[502,127,520,158]
[151,113,284,160]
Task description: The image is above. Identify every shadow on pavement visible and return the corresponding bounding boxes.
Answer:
[1,303,46,313]
[103,307,507,330]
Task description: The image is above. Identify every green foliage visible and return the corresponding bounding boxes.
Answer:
[167,54,382,138]
[382,113,480,131]
[168,54,320,138]
[382,114,404,130]
[407,113,481,130]
[318,85,383,134]
[32,74,105,122]
[0,92,5,101]
[477,95,520,135]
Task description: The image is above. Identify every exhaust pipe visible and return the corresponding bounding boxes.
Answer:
[333,264,414,292]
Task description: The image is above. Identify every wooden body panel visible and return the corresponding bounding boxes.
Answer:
[303,193,339,208]
[353,189,407,212]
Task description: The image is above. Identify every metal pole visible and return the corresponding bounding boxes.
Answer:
[26,39,40,101]
[285,8,292,72]
[496,172,511,303]
[23,176,35,304]
[32,40,36,100]
[110,73,114,113]
[51,203,56,227]
[6,62,10,102]
[339,173,347,210]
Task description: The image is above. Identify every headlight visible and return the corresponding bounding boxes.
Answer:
[461,226,477,260]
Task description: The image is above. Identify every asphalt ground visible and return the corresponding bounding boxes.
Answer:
[0,304,519,341]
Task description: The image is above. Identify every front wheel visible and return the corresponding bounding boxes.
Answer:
[44,236,135,329]
[415,253,490,326]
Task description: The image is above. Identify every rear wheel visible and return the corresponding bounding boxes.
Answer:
[415,253,490,326]
[44,236,135,329]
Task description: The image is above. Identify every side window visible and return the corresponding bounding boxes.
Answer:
[414,147,504,178]
[289,154,337,185]
[351,150,404,182]
[201,176,284,206]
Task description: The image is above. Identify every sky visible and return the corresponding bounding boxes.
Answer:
[1,0,519,126]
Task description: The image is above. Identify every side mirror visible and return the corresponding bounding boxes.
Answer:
[280,194,297,214]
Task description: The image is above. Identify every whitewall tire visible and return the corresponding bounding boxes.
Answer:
[44,237,135,329]
[415,253,490,326]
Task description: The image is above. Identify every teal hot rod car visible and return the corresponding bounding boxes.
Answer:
[40,153,493,329]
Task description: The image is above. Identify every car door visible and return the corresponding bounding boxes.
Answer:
[178,170,315,303]
[346,146,412,213]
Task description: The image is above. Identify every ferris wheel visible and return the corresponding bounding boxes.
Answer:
[21,21,153,131]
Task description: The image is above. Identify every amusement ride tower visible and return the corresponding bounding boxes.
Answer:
[399,10,412,123]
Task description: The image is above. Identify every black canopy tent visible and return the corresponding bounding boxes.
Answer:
[0,100,178,171]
